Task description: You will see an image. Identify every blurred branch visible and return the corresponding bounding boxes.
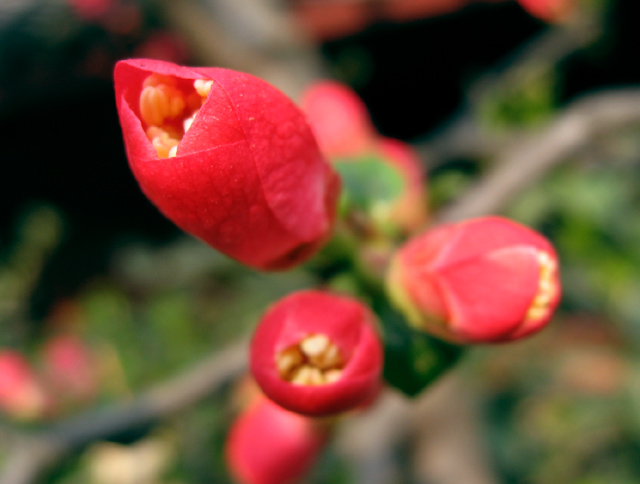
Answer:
[0,340,247,484]
[336,374,499,484]
[436,87,640,222]
[419,14,600,165]
[159,0,329,98]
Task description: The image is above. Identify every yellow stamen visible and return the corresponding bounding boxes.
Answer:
[194,79,213,98]
[276,334,344,386]
[139,76,214,158]
[525,251,558,321]
[146,127,180,159]
[139,84,185,127]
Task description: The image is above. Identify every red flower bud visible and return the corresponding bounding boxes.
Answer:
[517,0,575,22]
[300,81,376,158]
[0,350,47,420]
[250,290,383,416]
[114,59,340,270]
[387,216,561,343]
[226,395,327,484]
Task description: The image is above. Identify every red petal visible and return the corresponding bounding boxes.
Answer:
[432,217,553,272]
[437,246,541,342]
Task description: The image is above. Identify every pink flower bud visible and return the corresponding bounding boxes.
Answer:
[42,335,97,403]
[225,395,327,484]
[387,216,561,343]
[300,81,376,158]
[376,137,428,233]
[517,0,575,22]
[0,350,47,420]
[250,290,383,416]
[114,59,340,270]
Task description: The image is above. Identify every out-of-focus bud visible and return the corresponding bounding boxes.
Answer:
[66,0,113,21]
[42,335,97,404]
[387,216,561,343]
[300,81,376,158]
[374,138,428,234]
[250,290,383,416]
[0,350,47,420]
[517,0,575,22]
[114,59,340,271]
[379,0,472,21]
[226,395,327,484]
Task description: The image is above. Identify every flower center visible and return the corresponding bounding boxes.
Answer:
[525,251,558,321]
[276,334,344,385]
[138,74,212,158]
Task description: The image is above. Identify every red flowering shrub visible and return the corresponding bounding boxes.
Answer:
[387,216,561,343]
[114,59,340,270]
[250,290,383,416]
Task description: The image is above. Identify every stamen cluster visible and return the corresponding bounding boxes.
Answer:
[139,74,212,158]
[277,334,344,385]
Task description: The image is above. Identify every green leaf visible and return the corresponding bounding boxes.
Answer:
[334,156,404,212]
[372,297,464,397]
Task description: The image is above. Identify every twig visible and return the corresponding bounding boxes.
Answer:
[418,14,600,165]
[435,88,640,222]
[0,341,247,484]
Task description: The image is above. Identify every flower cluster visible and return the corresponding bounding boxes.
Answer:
[113,61,562,484]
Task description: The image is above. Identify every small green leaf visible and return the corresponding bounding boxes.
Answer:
[372,296,464,397]
[334,156,404,212]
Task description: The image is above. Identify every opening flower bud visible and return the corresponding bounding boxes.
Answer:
[386,216,561,344]
[225,394,328,484]
[250,290,383,416]
[114,59,340,271]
